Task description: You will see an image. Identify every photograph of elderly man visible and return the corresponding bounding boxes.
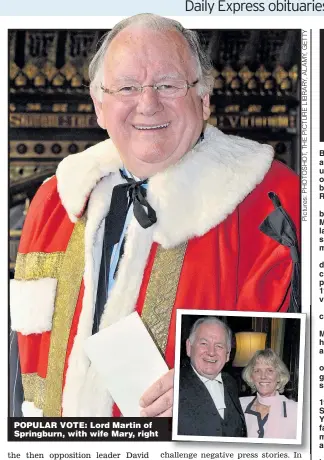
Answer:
[10,15,300,418]
[177,317,247,437]
[240,349,298,439]
[174,313,303,442]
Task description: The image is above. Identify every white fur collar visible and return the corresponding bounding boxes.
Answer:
[57,125,273,248]
[56,140,122,223]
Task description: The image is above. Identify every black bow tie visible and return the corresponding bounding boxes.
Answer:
[104,169,157,246]
[103,131,204,246]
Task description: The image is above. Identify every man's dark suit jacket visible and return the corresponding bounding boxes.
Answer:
[177,365,247,437]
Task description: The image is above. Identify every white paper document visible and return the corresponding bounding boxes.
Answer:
[83,311,168,416]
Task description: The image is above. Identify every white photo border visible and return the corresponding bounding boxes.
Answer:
[172,309,306,445]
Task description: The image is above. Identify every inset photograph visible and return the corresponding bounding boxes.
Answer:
[172,310,305,444]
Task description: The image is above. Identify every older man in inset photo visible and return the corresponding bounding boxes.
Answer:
[10,14,300,417]
[177,317,246,437]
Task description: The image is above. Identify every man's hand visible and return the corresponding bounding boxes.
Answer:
[139,368,174,417]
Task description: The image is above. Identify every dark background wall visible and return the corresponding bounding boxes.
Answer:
[9,29,301,272]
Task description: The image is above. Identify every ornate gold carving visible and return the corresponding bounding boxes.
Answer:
[14,252,65,280]
[65,31,98,83]
[221,66,237,83]
[43,62,58,82]
[271,105,287,113]
[34,74,46,87]
[78,104,93,112]
[231,78,241,90]
[52,104,68,113]
[71,75,82,87]
[52,73,65,86]
[208,114,293,130]
[247,78,257,90]
[43,217,86,417]
[23,63,38,80]
[255,65,271,83]
[141,243,187,355]
[15,73,27,86]
[264,79,274,90]
[26,103,41,112]
[60,62,77,81]
[280,79,291,90]
[10,113,98,129]
[26,31,57,63]
[247,105,262,113]
[273,65,288,84]
[239,65,253,83]
[17,31,59,90]
[225,105,240,113]
[289,65,298,82]
[10,62,19,80]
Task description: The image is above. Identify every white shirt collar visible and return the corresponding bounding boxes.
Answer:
[191,365,223,384]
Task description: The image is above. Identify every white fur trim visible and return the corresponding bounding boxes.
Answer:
[56,140,122,223]
[22,401,43,417]
[56,125,273,246]
[10,278,57,335]
[149,125,273,247]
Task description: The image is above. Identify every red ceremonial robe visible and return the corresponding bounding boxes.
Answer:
[10,125,300,416]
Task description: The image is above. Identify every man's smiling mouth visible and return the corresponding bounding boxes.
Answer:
[133,122,170,130]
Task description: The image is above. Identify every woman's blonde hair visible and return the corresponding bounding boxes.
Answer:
[242,348,290,394]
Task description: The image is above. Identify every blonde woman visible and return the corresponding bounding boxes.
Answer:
[240,349,297,439]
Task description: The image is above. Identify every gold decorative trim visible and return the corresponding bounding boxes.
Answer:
[43,217,86,417]
[14,252,65,280]
[141,243,187,355]
[22,373,46,409]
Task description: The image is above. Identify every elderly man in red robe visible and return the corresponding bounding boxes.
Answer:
[10,14,300,417]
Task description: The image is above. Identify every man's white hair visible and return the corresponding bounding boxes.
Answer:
[188,317,232,352]
[89,13,214,101]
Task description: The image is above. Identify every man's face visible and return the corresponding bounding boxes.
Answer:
[186,323,230,380]
[92,27,210,178]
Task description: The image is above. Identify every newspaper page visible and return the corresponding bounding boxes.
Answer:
[2,4,323,460]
